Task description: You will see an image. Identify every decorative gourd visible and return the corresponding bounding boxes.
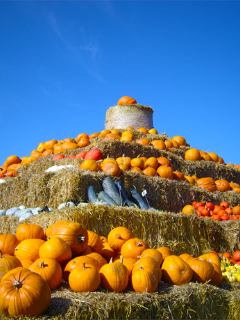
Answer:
[197,177,217,192]
[87,230,103,254]
[16,223,44,242]
[117,96,137,105]
[108,226,134,252]
[37,142,45,153]
[39,237,72,265]
[14,239,45,262]
[161,255,193,285]
[121,238,149,260]
[0,234,19,256]
[29,257,62,290]
[0,269,51,317]
[45,221,88,255]
[69,262,100,292]
[100,257,128,292]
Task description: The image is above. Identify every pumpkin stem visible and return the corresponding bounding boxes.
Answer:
[39,261,46,268]
[78,235,85,242]
[13,280,22,289]
[139,266,144,270]
[117,234,122,239]
[120,255,124,264]
[109,257,113,264]
[136,242,143,247]
[82,262,86,270]
[137,255,142,259]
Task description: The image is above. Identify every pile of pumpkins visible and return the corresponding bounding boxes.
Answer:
[1,120,234,179]
[182,201,240,221]
[0,221,224,317]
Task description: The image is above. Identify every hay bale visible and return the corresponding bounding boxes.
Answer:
[0,280,239,319]
[2,204,239,256]
[105,104,154,130]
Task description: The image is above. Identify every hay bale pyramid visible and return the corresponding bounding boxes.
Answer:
[0,96,240,319]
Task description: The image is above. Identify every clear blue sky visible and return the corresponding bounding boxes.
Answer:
[1,1,240,166]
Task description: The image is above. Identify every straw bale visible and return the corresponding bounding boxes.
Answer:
[105,104,154,130]
[1,165,240,213]
[2,203,239,256]
[0,280,239,320]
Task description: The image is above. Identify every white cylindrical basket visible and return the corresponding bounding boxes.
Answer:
[105,104,154,130]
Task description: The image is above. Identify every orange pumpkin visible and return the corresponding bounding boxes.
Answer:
[171,136,186,146]
[197,177,217,192]
[157,166,173,180]
[215,180,231,192]
[151,140,166,150]
[117,96,137,105]
[185,148,201,161]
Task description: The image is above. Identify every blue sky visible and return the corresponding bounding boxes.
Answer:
[1,1,240,166]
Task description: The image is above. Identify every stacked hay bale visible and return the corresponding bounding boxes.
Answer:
[0,97,240,319]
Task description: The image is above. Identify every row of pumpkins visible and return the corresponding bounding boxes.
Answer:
[2,121,239,177]
[0,221,226,317]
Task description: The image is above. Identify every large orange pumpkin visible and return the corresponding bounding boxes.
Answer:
[0,269,51,317]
